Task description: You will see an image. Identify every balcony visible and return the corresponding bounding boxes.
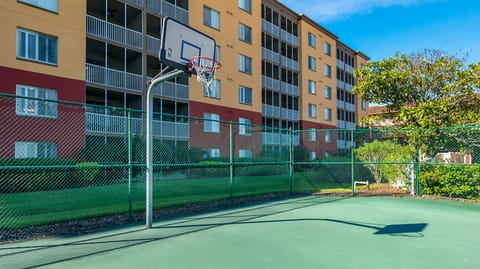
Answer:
[280,29,298,46]
[281,56,299,71]
[262,48,280,63]
[147,77,189,101]
[280,108,299,121]
[262,76,280,91]
[146,0,188,24]
[281,82,299,96]
[86,15,143,49]
[146,35,161,55]
[262,104,280,118]
[262,19,279,36]
[86,112,190,139]
[262,132,300,146]
[86,63,144,92]
[124,0,144,7]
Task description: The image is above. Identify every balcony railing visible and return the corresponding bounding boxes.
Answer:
[281,82,299,96]
[280,108,299,121]
[262,19,279,36]
[262,132,300,146]
[86,15,143,49]
[262,76,280,91]
[124,0,144,7]
[147,77,189,101]
[86,112,190,139]
[280,29,298,46]
[86,64,143,92]
[281,56,299,71]
[262,48,280,63]
[146,35,161,55]
[262,104,280,118]
[146,0,188,24]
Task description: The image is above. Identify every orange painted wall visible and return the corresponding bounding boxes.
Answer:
[0,0,85,81]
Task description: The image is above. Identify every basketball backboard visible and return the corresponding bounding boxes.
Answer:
[159,17,217,72]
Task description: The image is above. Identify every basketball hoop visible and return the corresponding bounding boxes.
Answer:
[187,56,222,94]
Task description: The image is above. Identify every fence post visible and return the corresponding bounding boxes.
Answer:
[289,127,294,194]
[229,121,234,199]
[415,148,421,196]
[351,128,355,196]
[127,111,133,220]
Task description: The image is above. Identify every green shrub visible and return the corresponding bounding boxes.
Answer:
[420,164,480,199]
[76,162,101,182]
[0,158,76,193]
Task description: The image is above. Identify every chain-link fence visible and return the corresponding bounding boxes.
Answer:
[1,93,479,240]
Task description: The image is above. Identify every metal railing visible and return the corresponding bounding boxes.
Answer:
[86,15,143,49]
[86,63,144,92]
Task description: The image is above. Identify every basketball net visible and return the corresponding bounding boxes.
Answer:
[187,56,222,97]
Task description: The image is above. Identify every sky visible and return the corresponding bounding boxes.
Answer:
[279,0,480,64]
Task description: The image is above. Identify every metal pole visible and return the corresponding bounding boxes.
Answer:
[351,128,355,197]
[146,69,184,229]
[128,111,133,220]
[289,127,293,194]
[229,122,234,199]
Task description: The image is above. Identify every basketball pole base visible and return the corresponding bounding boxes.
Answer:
[146,69,185,229]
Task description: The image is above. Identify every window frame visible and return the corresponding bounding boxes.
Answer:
[308,33,316,48]
[308,56,316,71]
[238,23,252,44]
[239,117,253,136]
[308,128,316,141]
[324,108,332,121]
[204,79,220,99]
[238,54,253,74]
[308,80,316,95]
[239,86,252,105]
[239,149,253,158]
[324,85,332,100]
[18,0,58,13]
[238,0,252,13]
[16,84,58,118]
[203,6,220,30]
[17,28,58,65]
[203,112,220,133]
[15,141,57,158]
[324,64,332,78]
[324,42,331,56]
[308,104,317,118]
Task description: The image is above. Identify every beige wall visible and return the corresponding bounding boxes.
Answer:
[299,18,337,125]
[189,0,262,114]
[0,0,85,80]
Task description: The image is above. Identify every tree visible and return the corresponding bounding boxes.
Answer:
[353,50,480,128]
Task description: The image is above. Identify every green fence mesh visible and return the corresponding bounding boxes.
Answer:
[1,94,479,241]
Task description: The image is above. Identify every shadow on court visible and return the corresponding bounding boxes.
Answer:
[0,196,349,268]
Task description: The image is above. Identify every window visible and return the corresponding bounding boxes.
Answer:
[204,79,220,98]
[309,128,316,141]
[324,108,332,121]
[310,152,317,160]
[239,117,253,136]
[238,23,252,43]
[324,86,331,100]
[308,33,316,48]
[308,104,317,118]
[239,54,252,74]
[18,0,58,12]
[325,130,332,143]
[15,141,57,158]
[205,148,221,158]
[239,86,252,105]
[239,0,252,13]
[239,149,253,158]
[324,64,332,77]
[308,80,316,95]
[204,112,220,133]
[325,151,332,158]
[215,45,221,62]
[16,85,57,118]
[308,56,316,71]
[17,28,57,65]
[361,100,367,110]
[203,6,220,30]
[324,42,331,56]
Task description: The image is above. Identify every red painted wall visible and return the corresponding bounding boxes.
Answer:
[189,101,263,157]
[0,66,85,158]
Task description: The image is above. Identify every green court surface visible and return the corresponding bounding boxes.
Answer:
[1,196,479,269]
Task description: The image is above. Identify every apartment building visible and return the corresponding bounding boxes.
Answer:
[0,0,368,159]
[0,0,85,158]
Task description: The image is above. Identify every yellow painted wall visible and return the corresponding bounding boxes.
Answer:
[299,18,337,125]
[189,0,262,113]
[0,0,85,80]
[355,53,370,121]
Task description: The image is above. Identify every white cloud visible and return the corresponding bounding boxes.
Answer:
[279,0,436,22]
